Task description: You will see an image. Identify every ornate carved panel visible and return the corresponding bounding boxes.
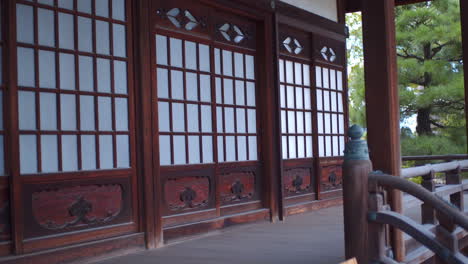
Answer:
[279,24,311,60]
[220,171,255,204]
[314,36,345,66]
[321,165,343,191]
[284,168,312,195]
[164,176,210,211]
[31,185,123,230]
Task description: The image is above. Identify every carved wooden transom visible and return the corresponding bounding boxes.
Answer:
[320,46,336,62]
[283,37,303,55]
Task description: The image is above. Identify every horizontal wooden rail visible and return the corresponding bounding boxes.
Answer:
[402,155,468,162]
[369,210,468,264]
[401,160,468,178]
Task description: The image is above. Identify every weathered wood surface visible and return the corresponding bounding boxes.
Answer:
[95,206,345,264]
[402,161,468,179]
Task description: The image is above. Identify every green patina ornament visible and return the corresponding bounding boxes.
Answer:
[343,125,370,161]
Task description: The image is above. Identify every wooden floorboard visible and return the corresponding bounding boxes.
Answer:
[95,206,345,264]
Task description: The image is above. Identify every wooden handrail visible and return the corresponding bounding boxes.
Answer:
[369,173,468,231]
[401,160,468,178]
[402,155,468,162]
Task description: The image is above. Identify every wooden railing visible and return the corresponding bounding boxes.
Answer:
[342,126,468,264]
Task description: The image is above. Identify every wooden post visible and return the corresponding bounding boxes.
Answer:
[343,125,373,263]
[446,167,464,210]
[361,0,404,260]
[421,171,436,224]
[461,0,468,154]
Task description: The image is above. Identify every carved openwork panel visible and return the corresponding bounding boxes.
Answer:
[220,171,255,204]
[279,25,311,59]
[321,164,343,191]
[212,11,256,50]
[164,176,210,211]
[314,36,345,66]
[284,167,312,196]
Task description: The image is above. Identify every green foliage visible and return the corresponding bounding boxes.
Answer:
[401,135,466,157]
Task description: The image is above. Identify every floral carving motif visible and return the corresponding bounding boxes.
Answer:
[165,177,209,211]
[284,168,311,194]
[221,172,255,203]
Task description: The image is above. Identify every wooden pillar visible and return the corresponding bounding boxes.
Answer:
[461,0,468,154]
[360,0,404,260]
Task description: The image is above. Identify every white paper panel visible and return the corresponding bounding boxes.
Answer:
[157,68,168,98]
[170,38,182,68]
[41,135,58,172]
[315,66,322,88]
[323,68,329,89]
[332,136,339,157]
[296,87,303,109]
[200,74,211,102]
[235,81,245,105]
[325,136,332,157]
[188,136,200,164]
[172,103,185,132]
[317,113,323,134]
[216,107,223,133]
[294,62,302,85]
[156,35,167,65]
[331,92,337,112]
[306,136,313,157]
[61,94,77,131]
[304,88,311,110]
[297,136,305,158]
[185,41,197,70]
[279,0,338,22]
[187,104,199,132]
[222,50,233,77]
[234,52,244,78]
[79,56,94,91]
[173,136,187,165]
[237,136,247,161]
[214,48,221,75]
[286,86,294,108]
[324,113,331,134]
[288,136,296,159]
[280,85,286,108]
[297,112,304,133]
[159,135,171,165]
[62,135,78,171]
[115,98,129,131]
[171,70,183,100]
[236,108,246,133]
[282,136,288,159]
[199,44,210,72]
[248,109,256,133]
[186,72,198,101]
[78,16,92,52]
[113,24,126,57]
[340,136,345,156]
[77,0,92,13]
[201,105,212,132]
[305,112,312,134]
[246,82,256,106]
[59,12,74,49]
[337,71,343,91]
[80,95,95,130]
[19,91,36,130]
[281,110,287,134]
[18,47,35,87]
[99,135,114,169]
[224,107,234,133]
[318,136,324,157]
[96,0,109,17]
[339,114,345,134]
[287,111,295,134]
[58,0,74,10]
[39,50,56,88]
[20,135,37,174]
[17,4,34,44]
[202,136,213,163]
[38,8,55,47]
[97,58,111,93]
[215,78,222,104]
[286,60,293,84]
[279,59,285,82]
[245,55,255,80]
[303,64,310,86]
[112,0,126,21]
[98,97,112,131]
[81,135,96,170]
[217,136,224,162]
[114,61,128,94]
[59,53,76,90]
[225,136,235,162]
[323,90,330,111]
[158,102,169,132]
[316,90,323,111]
[40,92,57,130]
[223,79,233,105]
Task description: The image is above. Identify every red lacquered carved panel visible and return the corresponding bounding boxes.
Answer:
[321,165,342,191]
[284,168,311,195]
[220,171,255,204]
[164,177,210,211]
[32,185,123,230]
[0,184,10,241]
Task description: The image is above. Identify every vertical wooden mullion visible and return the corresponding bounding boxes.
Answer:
[220,49,226,162]
[92,5,100,169]
[7,0,25,254]
[166,36,174,165]
[54,6,63,172]
[74,0,83,170]
[33,4,43,173]
[282,60,289,160]
[109,5,117,169]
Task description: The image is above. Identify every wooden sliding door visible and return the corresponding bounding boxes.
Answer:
[150,0,268,239]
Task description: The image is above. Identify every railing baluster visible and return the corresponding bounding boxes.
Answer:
[446,166,464,210]
[421,170,436,225]
[368,186,387,263]
[435,210,459,264]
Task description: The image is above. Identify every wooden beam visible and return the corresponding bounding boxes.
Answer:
[461,0,468,155]
[346,0,430,13]
[361,0,404,261]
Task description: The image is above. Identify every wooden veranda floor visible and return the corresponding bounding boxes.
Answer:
[96,206,346,264]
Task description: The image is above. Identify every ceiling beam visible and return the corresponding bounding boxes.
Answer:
[346,0,430,13]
